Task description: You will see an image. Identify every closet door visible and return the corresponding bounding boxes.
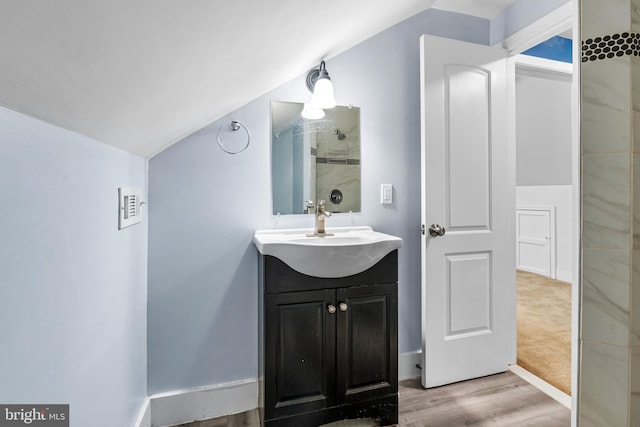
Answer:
[516,207,555,278]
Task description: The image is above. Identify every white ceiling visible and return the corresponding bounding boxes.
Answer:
[0,0,519,158]
[433,0,518,18]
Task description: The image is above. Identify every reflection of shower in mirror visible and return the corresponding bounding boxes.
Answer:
[271,101,361,215]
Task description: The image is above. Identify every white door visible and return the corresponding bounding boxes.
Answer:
[516,207,556,278]
[420,35,515,388]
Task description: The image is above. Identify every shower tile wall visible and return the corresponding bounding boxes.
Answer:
[580,341,629,426]
[632,15,640,420]
[631,345,640,422]
[316,163,361,212]
[315,107,361,213]
[580,0,640,424]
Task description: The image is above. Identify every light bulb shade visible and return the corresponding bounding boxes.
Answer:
[301,103,325,120]
[309,77,336,109]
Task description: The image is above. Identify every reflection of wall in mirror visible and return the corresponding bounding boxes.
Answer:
[273,120,318,215]
[308,127,317,210]
[272,126,295,214]
[291,125,305,214]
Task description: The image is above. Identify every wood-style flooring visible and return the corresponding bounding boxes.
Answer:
[396,372,569,426]
[173,371,570,427]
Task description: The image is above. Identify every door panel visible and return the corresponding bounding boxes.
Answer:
[265,289,336,418]
[420,35,514,388]
[446,252,492,338]
[446,65,491,231]
[336,283,398,404]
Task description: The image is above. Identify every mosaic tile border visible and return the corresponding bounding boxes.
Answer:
[581,32,640,62]
[316,157,360,165]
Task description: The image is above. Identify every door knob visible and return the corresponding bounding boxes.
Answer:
[328,304,337,314]
[428,224,446,237]
[339,303,348,312]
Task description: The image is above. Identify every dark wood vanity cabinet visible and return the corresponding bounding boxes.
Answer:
[259,251,399,427]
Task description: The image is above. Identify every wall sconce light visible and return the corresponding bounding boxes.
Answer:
[301,60,336,119]
[301,103,325,119]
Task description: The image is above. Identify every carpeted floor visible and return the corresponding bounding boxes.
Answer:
[517,270,571,395]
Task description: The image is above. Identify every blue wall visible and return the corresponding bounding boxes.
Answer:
[147,8,489,393]
[0,107,148,426]
[522,36,572,63]
[490,0,569,45]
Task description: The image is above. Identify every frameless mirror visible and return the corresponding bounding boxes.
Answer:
[271,101,361,215]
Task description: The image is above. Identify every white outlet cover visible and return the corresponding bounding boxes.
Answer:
[118,187,142,229]
[381,184,393,204]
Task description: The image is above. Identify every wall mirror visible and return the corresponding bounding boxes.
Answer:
[271,101,361,215]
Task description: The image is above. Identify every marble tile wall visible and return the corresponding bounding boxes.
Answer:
[580,342,629,426]
[581,0,639,425]
[316,163,361,213]
[314,106,361,213]
[632,0,640,415]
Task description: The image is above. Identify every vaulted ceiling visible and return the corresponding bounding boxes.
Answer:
[0,0,518,158]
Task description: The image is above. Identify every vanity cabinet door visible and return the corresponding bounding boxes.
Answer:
[336,283,398,405]
[264,289,336,420]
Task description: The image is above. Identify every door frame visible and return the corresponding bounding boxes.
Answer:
[500,2,579,426]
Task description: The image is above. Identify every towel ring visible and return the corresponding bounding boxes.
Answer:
[217,120,251,154]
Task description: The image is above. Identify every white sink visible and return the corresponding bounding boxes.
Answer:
[253,226,402,278]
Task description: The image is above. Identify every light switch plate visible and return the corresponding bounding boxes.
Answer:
[381,184,393,204]
[118,187,142,229]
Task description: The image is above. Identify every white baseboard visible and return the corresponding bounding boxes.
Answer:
[556,268,572,283]
[509,364,571,409]
[134,398,151,427]
[399,350,421,381]
[145,352,420,426]
[149,378,258,427]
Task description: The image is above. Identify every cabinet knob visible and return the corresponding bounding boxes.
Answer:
[339,303,348,312]
[327,304,337,314]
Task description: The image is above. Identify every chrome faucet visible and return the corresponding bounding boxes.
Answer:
[312,200,333,236]
[304,200,315,214]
